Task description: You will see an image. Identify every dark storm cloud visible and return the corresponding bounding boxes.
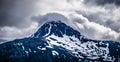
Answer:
[0,0,37,28]
[84,0,120,6]
[0,0,39,41]
[96,0,120,6]
[0,0,16,26]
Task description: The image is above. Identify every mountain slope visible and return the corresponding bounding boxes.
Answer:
[0,21,120,62]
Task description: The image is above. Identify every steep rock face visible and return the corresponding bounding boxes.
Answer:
[0,21,120,62]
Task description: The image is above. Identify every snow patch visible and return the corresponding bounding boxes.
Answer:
[46,34,115,61]
[52,50,59,56]
[41,48,46,50]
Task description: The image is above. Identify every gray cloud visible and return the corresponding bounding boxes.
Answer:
[84,0,120,6]
[76,9,120,32]
[0,0,37,28]
[0,0,39,41]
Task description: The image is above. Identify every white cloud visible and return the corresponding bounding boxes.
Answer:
[0,22,38,40]
[67,12,120,41]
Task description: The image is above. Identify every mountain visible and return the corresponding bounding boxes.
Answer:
[0,21,120,62]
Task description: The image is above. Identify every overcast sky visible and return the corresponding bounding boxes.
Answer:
[0,0,120,42]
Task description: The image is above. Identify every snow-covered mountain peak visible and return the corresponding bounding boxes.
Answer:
[31,21,118,61]
[1,20,120,62]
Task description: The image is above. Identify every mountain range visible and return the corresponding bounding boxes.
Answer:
[0,21,120,62]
